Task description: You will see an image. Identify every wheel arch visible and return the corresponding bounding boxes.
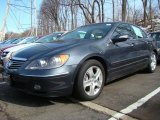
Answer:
[153,49,158,58]
[72,54,109,87]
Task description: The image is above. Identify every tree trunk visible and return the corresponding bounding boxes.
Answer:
[142,0,148,27]
[158,0,160,14]
[100,0,104,22]
[112,0,115,21]
[122,0,127,21]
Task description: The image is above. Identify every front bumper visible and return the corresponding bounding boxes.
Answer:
[6,65,77,97]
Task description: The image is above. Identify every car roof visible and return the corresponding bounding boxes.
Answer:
[78,22,139,28]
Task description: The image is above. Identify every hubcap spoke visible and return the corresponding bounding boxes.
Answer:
[94,68,101,80]
[87,67,94,78]
[89,85,95,96]
[84,80,92,88]
[95,80,102,88]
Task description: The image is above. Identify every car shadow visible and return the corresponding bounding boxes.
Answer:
[0,83,72,107]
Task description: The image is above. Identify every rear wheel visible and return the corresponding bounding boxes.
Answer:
[74,60,105,100]
[146,52,157,73]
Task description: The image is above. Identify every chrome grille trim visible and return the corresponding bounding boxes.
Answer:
[12,57,27,61]
[8,57,27,70]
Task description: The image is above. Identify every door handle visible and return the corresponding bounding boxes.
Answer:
[131,43,135,46]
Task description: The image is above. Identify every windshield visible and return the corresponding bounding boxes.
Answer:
[151,33,160,41]
[60,23,113,41]
[4,38,17,44]
[12,38,24,44]
[36,33,63,43]
[18,37,36,44]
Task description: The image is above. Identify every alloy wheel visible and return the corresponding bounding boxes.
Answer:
[150,53,157,71]
[83,66,103,96]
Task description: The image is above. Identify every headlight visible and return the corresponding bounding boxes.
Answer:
[25,54,69,70]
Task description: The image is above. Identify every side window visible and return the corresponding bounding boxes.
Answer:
[131,25,147,39]
[112,24,136,39]
[151,33,160,41]
[151,33,157,41]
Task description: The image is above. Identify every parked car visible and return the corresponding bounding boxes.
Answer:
[2,33,64,66]
[0,38,18,45]
[0,38,20,59]
[3,22,158,100]
[0,38,25,51]
[0,37,35,64]
[150,31,160,60]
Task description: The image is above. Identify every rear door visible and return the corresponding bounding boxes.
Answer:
[129,25,150,65]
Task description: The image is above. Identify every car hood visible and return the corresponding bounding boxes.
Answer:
[13,40,89,60]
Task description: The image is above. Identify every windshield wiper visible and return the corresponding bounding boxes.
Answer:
[35,42,43,43]
[51,40,64,42]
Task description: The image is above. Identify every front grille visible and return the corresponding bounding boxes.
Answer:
[9,58,26,70]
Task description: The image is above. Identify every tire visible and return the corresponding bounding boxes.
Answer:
[74,60,105,101]
[146,52,157,73]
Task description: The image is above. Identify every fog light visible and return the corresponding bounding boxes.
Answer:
[34,84,41,90]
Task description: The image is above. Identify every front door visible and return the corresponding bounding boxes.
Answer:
[106,23,137,80]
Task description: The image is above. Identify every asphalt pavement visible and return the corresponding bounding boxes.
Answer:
[0,65,160,120]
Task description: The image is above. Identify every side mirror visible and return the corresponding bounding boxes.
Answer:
[112,35,129,44]
[57,34,62,38]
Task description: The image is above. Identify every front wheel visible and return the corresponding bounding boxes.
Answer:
[74,60,105,101]
[146,52,157,73]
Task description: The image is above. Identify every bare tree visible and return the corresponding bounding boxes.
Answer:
[70,0,78,29]
[77,0,105,24]
[37,0,160,35]
[40,0,61,31]
[141,0,148,27]
[158,0,160,13]
[112,0,115,21]
[122,0,127,21]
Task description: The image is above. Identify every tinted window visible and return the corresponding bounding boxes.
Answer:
[112,24,136,39]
